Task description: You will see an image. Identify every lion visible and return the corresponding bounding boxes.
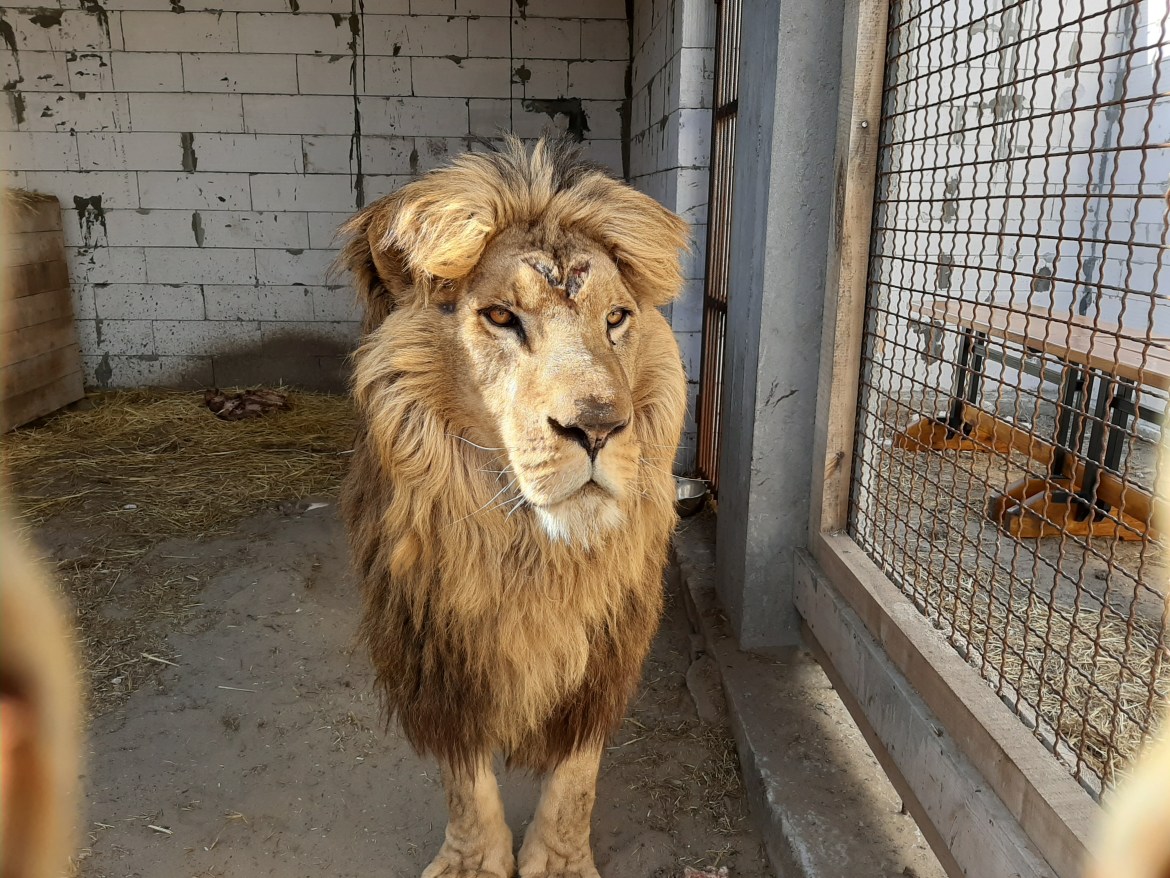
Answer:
[0,518,81,878]
[337,136,689,878]
[1084,430,1170,878]
[1086,723,1170,878]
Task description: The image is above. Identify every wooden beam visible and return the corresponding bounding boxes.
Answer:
[4,230,66,268]
[0,369,84,432]
[805,537,1099,878]
[964,406,1162,536]
[1,343,82,401]
[1,316,78,369]
[3,287,75,333]
[809,0,889,536]
[6,196,62,234]
[4,260,71,300]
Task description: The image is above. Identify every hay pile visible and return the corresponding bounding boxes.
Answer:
[1,389,356,715]
[3,389,355,539]
[915,567,1169,791]
[4,186,55,211]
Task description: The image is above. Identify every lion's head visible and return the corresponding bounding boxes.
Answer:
[340,137,688,548]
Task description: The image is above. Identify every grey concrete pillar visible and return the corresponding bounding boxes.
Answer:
[714,0,845,648]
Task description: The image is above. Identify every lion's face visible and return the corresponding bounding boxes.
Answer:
[454,227,642,543]
[343,139,689,548]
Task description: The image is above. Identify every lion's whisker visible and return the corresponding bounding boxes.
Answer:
[638,459,674,472]
[450,478,518,525]
[459,493,521,525]
[447,434,505,452]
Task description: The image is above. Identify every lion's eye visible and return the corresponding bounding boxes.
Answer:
[484,306,519,328]
[607,308,630,329]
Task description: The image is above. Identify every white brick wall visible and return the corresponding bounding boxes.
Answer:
[1,0,630,390]
[629,0,714,473]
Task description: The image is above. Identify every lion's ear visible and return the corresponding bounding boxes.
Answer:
[556,177,690,307]
[337,159,509,330]
[337,195,414,333]
[375,166,502,282]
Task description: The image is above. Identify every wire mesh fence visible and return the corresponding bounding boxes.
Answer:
[848,0,1170,798]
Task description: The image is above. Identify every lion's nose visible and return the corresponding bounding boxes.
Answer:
[548,402,628,460]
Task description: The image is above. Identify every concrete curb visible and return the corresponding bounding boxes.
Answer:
[670,521,944,878]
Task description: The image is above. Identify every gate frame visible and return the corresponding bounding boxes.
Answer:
[800,1,1101,876]
[695,0,741,493]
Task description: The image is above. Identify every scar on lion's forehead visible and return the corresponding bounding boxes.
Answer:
[523,256,592,300]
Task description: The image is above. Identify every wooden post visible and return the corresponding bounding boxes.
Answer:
[808,0,888,538]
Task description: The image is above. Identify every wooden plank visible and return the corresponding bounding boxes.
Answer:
[2,288,74,333]
[5,196,62,234]
[4,259,71,300]
[0,369,83,432]
[806,536,1099,878]
[964,406,1163,535]
[809,0,890,535]
[921,299,1170,390]
[4,230,66,268]
[0,317,77,369]
[1,343,82,400]
[796,553,1057,878]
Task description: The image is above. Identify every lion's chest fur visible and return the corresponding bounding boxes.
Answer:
[341,438,673,770]
[404,506,663,736]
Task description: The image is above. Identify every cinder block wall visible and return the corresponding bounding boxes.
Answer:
[628,0,713,473]
[1,0,628,390]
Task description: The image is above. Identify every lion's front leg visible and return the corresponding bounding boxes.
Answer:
[518,744,603,878]
[423,759,515,878]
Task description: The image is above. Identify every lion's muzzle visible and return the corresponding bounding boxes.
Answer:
[546,398,629,462]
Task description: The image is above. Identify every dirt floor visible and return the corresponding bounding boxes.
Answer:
[6,392,770,878]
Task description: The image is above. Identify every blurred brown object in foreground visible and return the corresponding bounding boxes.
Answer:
[0,516,81,878]
[1086,433,1170,878]
[1086,728,1170,878]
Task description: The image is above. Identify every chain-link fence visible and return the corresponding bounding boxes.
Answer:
[849,0,1169,798]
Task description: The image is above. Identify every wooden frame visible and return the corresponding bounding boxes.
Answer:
[802,1,1101,876]
[2,194,84,431]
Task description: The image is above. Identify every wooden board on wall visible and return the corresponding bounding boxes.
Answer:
[2,191,84,432]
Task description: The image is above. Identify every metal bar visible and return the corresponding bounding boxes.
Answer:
[695,0,743,493]
[714,98,739,121]
[1051,367,1088,480]
[1077,371,1114,515]
[965,330,988,409]
[1103,382,1136,473]
[946,329,975,432]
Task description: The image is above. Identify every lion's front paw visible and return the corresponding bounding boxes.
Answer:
[517,838,600,878]
[421,844,516,878]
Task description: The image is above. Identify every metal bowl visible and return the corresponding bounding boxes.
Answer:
[675,477,709,518]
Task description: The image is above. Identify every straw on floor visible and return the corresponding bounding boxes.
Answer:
[1,388,356,715]
[3,388,355,538]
